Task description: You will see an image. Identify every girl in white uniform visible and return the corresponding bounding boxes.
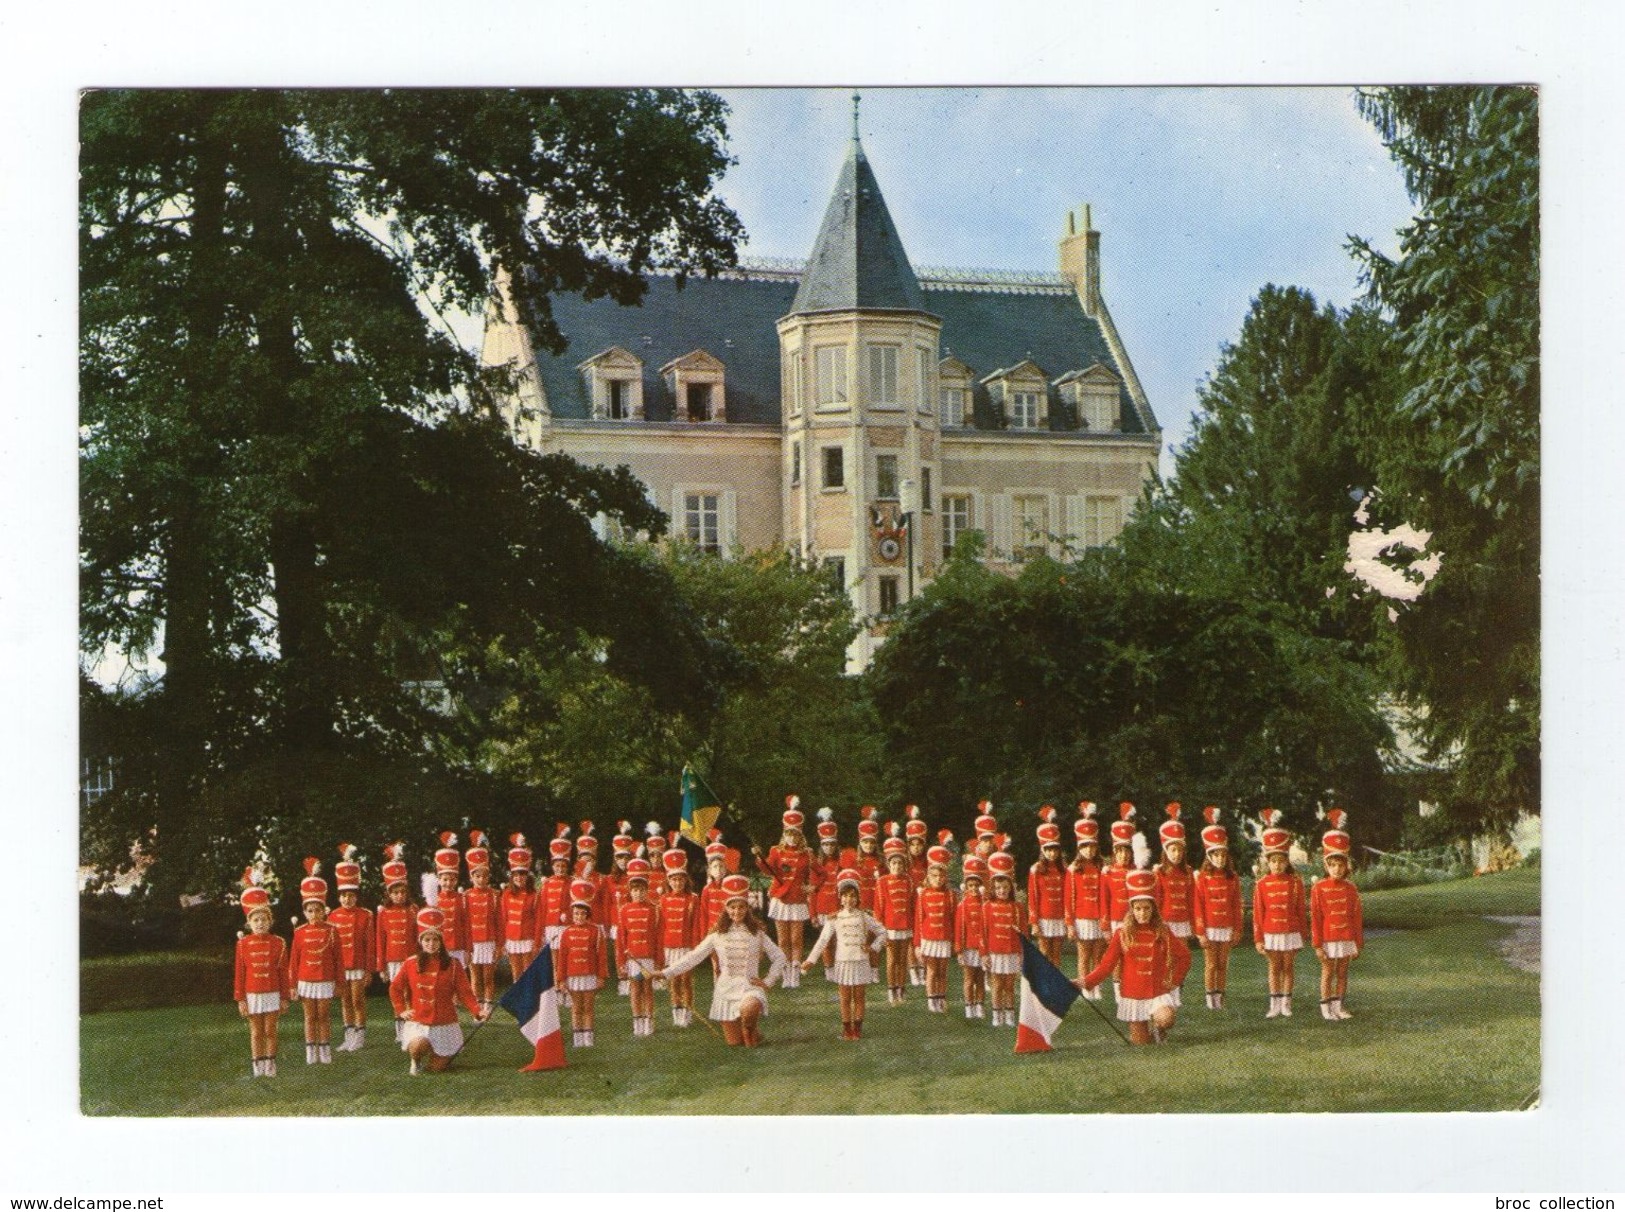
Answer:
[800,869,886,1040]
[659,874,786,1047]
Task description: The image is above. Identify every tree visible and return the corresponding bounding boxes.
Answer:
[80,89,745,893]
[1349,86,1540,828]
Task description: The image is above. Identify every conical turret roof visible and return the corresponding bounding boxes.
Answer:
[789,136,926,315]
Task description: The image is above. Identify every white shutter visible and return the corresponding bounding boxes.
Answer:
[1065,494,1087,553]
[672,487,687,539]
[721,490,738,557]
[990,494,1013,560]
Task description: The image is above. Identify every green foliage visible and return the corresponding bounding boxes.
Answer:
[1349,86,1540,827]
[80,90,745,896]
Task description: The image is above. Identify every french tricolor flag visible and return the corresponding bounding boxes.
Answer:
[499,944,567,1071]
[1015,935,1081,1053]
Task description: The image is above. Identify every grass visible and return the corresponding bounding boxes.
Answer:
[81,870,1539,1115]
[1361,866,1540,929]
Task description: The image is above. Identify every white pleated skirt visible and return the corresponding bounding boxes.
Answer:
[828,960,875,986]
[1204,926,1234,943]
[470,941,497,965]
[1074,919,1105,941]
[1035,917,1067,938]
[1263,932,1303,951]
[1323,939,1358,958]
[709,976,769,1021]
[244,991,281,1014]
[984,952,1021,976]
[297,980,335,1000]
[1115,991,1177,1023]
[1167,921,1193,938]
[401,1020,463,1056]
[768,899,809,922]
[958,949,982,969]
[917,938,952,959]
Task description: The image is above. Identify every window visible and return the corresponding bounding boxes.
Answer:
[1083,495,1125,548]
[608,379,632,420]
[684,493,721,555]
[917,348,934,410]
[875,453,900,500]
[939,387,966,428]
[824,556,847,595]
[580,347,645,420]
[685,382,713,422]
[1014,494,1049,561]
[878,575,900,617]
[868,345,899,405]
[921,467,933,514]
[822,446,845,490]
[942,495,972,560]
[815,346,848,406]
[790,440,801,486]
[1011,391,1042,430]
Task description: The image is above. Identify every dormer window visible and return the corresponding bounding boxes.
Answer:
[938,356,974,428]
[1055,363,1122,432]
[662,349,727,423]
[577,346,645,421]
[980,360,1049,431]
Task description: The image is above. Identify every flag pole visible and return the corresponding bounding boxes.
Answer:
[1074,981,1133,1045]
[446,1009,494,1063]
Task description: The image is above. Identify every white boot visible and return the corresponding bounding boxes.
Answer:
[1281,995,1293,1017]
[1335,998,1352,1020]
[1266,995,1281,1019]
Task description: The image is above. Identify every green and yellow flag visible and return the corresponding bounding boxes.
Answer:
[679,765,723,846]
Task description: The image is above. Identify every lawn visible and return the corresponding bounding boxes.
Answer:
[80,870,1539,1115]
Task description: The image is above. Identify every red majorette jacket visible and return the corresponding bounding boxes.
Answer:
[1082,923,1192,999]
[615,899,660,968]
[389,954,479,1026]
[757,845,812,904]
[555,923,608,984]
[1192,869,1243,937]
[327,905,374,971]
[1065,860,1105,923]
[536,874,572,934]
[851,851,882,910]
[913,885,957,944]
[234,932,291,1000]
[374,902,419,969]
[700,881,730,934]
[463,885,500,946]
[1310,877,1364,948]
[981,899,1028,956]
[1156,865,1195,926]
[1103,864,1135,924]
[499,885,539,948]
[656,890,700,950]
[908,855,930,889]
[809,856,841,918]
[430,888,467,953]
[1252,872,1309,942]
[875,872,915,933]
[955,892,987,953]
[1027,863,1068,923]
[288,921,343,986]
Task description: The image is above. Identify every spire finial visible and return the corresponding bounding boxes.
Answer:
[852,91,861,141]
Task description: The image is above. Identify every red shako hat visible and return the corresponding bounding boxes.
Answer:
[643,821,666,853]
[575,821,597,854]
[662,847,689,874]
[1160,803,1185,848]
[1074,801,1099,844]
[1322,809,1352,860]
[612,820,635,855]
[988,851,1016,880]
[1201,806,1229,852]
[1126,869,1158,903]
[926,843,953,868]
[334,843,362,891]
[974,799,998,838]
[382,841,408,888]
[882,822,905,857]
[783,794,805,832]
[626,857,652,881]
[240,867,272,918]
[569,879,596,910]
[721,873,752,901]
[415,907,445,937]
[464,831,490,871]
[507,833,532,870]
[857,805,880,841]
[836,867,861,892]
[1111,802,1137,847]
[904,804,927,841]
[1036,804,1062,847]
[299,857,328,906]
[1260,809,1291,855]
[434,831,460,876]
[548,823,572,863]
[962,855,988,882]
[816,806,839,844]
[705,827,729,863]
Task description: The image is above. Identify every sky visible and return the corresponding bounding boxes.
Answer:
[707,87,1418,477]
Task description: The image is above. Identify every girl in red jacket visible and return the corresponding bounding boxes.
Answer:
[233,872,289,1077]
[851,806,883,913]
[461,832,501,1018]
[328,845,374,1052]
[1067,805,1107,997]
[1103,803,1138,930]
[1028,807,1069,967]
[374,843,418,1042]
[658,849,701,1027]
[288,859,342,1065]
[1193,807,1243,1010]
[616,859,661,1036]
[874,831,915,1004]
[500,834,540,983]
[1312,810,1364,1020]
[556,881,609,1047]
[389,908,485,1075]
[955,855,988,1018]
[913,835,957,1013]
[1076,869,1192,1044]
[1253,810,1308,1018]
[1153,804,1195,1010]
[430,832,467,968]
[981,852,1027,1027]
[536,831,574,951]
[754,800,813,988]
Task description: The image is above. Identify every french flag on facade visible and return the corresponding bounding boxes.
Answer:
[1015,935,1081,1053]
[499,944,567,1071]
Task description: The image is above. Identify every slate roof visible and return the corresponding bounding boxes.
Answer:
[790,138,926,315]
[530,266,1155,435]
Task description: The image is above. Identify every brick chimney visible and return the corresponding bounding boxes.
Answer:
[1058,205,1101,317]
